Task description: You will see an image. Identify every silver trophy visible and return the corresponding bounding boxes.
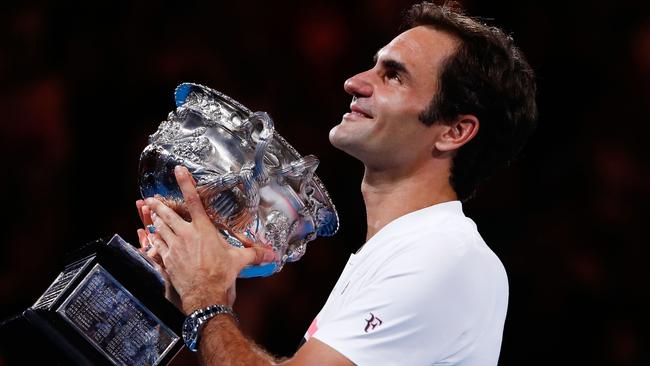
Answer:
[12,83,340,365]
[138,83,339,277]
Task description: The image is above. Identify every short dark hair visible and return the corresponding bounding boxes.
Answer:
[403,1,538,201]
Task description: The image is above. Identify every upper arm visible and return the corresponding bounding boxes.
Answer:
[281,338,355,366]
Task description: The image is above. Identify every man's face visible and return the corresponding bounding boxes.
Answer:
[329,26,459,171]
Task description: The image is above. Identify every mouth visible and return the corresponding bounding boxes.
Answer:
[348,104,373,119]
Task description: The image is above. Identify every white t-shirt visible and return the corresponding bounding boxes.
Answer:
[304,201,508,366]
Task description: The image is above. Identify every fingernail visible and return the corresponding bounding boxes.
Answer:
[175,165,183,174]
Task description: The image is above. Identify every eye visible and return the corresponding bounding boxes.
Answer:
[384,70,401,83]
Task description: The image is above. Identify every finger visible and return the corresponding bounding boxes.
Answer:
[213,222,256,249]
[187,171,197,186]
[136,200,146,225]
[145,197,187,234]
[236,246,276,267]
[137,228,148,250]
[141,235,165,267]
[150,214,175,253]
[141,205,154,227]
[136,200,154,227]
[174,165,210,224]
[230,230,257,248]
[147,247,165,268]
[149,232,170,259]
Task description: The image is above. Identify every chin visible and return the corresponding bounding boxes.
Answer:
[329,123,375,162]
[328,125,349,149]
[328,125,351,147]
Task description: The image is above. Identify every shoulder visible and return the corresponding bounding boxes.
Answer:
[378,203,499,267]
[366,204,508,306]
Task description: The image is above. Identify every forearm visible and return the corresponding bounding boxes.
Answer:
[198,315,283,366]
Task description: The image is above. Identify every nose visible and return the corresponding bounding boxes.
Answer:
[344,70,373,98]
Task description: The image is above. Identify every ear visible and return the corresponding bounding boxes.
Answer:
[434,114,479,153]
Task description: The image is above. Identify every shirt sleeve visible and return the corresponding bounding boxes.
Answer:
[312,235,496,366]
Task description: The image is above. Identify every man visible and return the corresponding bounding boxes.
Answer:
[137,2,537,365]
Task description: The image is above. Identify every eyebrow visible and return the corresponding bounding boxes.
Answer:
[373,52,411,79]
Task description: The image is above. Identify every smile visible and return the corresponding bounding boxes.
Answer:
[349,104,373,119]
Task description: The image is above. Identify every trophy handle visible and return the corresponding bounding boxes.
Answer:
[274,155,320,203]
[238,111,274,214]
[250,111,274,183]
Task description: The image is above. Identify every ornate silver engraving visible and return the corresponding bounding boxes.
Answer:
[139,83,338,277]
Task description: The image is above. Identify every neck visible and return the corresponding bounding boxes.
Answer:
[361,162,457,242]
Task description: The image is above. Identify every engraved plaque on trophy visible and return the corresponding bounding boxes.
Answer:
[21,235,185,365]
[56,264,178,365]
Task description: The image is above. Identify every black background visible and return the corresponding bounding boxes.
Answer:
[1,0,649,364]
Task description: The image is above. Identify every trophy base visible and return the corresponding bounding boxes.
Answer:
[3,234,190,366]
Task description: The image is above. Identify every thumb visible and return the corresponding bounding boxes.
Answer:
[237,246,276,267]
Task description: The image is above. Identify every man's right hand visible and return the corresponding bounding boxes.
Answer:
[142,166,275,314]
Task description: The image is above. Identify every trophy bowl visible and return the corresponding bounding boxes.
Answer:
[138,83,339,277]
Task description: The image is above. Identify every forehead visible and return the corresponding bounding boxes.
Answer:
[377,26,459,77]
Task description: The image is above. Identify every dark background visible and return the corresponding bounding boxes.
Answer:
[1,0,649,364]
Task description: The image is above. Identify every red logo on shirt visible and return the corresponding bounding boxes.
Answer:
[364,312,383,333]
